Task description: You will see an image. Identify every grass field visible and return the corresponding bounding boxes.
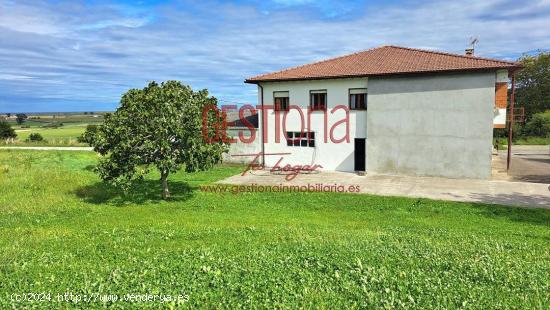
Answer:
[0,150,549,308]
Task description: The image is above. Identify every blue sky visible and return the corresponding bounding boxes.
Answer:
[0,0,549,112]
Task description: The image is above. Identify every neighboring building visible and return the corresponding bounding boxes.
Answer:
[223,111,261,164]
[244,46,521,179]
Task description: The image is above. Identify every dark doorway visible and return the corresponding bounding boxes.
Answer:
[354,138,366,171]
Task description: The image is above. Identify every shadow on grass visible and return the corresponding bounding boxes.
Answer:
[74,179,196,205]
[470,196,550,227]
[436,191,550,226]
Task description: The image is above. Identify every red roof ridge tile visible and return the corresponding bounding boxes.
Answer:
[385,45,520,66]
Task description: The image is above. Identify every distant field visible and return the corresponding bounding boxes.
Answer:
[6,114,104,127]
[2,113,105,146]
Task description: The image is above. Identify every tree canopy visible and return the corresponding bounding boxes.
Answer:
[90,81,229,199]
[77,124,99,145]
[522,110,550,138]
[15,113,27,125]
[515,52,550,120]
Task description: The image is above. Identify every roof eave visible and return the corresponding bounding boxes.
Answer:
[244,65,523,84]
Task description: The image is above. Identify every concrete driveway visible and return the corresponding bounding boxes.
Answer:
[498,145,550,184]
[220,169,550,209]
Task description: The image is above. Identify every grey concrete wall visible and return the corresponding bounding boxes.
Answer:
[222,127,261,164]
[367,72,495,179]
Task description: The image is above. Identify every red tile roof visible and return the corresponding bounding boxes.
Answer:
[245,46,521,83]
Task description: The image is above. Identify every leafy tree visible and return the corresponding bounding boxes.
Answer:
[15,113,27,125]
[0,121,16,140]
[6,113,11,118]
[522,110,550,137]
[91,81,229,199]
[515,52,550,120]
[77,124,99,145]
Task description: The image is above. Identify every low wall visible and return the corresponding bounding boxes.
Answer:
[223,127,261,164]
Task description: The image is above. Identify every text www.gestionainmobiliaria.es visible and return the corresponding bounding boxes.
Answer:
[200,183,361,194]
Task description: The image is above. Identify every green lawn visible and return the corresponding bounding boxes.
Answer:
[0,150,549,308]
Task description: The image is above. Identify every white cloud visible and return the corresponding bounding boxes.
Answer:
[0,1,64,35]
[78,17,152,30]
[0,0,549,112]
[0,74,35,81]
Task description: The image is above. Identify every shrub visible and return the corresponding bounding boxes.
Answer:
[512,122,523,142]
[0,121,16,140]
[27,133,45,142]
[522,110,550,137]
[493,122,522,144]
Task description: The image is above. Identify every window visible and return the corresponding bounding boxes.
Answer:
[349,88,367,110]
[273,91,289,111]
[286,131,315,148]
[310,90,327,111]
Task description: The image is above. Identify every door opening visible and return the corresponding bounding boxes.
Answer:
[354,138,366,171]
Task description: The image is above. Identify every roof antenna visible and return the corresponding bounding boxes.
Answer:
[466,37,478,56]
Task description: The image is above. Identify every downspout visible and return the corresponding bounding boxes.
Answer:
[258,84,265,166]
[506,72,516,171]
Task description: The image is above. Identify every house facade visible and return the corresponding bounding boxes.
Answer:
[244,46,521,179]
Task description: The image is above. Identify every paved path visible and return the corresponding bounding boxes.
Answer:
[505,144,550,155]
[220,170,550,209]
[500,152,550,184]
[492,145,550,184]
[0,146,93,151]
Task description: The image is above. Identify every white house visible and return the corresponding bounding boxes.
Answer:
[244,46,521,179]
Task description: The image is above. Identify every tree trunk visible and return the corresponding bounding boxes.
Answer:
[161,169,170,199]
